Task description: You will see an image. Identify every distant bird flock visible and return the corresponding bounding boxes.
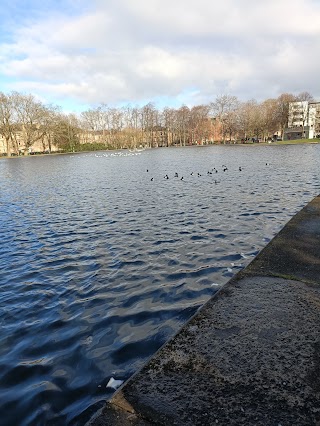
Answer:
[146,164,257,183]
[70,152,271,183]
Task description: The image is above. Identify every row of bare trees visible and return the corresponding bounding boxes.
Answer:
[0,91,315,156]
[0,92,81,156]
[79,102,215,148]
[79,92,314,148]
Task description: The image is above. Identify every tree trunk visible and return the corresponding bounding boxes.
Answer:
[6,137,11,157]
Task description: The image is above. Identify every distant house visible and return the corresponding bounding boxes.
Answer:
[0,129,60,156]
[144,126,173,147]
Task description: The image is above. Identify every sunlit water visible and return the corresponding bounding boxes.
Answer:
[0,145,319,425]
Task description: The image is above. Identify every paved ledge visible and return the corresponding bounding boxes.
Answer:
[88,195,320,426]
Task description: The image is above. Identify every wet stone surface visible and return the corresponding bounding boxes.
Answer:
[241,196,320,284]
[106,277,320,426]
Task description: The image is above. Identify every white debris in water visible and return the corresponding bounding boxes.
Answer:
[227,268,233,273]
[211,283,220,287]
[106,377,124,390]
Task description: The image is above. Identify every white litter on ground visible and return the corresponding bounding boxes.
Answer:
[106,377,124,390]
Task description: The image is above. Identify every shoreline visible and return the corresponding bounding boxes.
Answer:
[1,139,320,159]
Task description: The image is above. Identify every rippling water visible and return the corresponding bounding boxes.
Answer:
[0,145,319,425]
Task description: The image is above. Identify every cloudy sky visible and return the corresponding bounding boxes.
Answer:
[0,0,319,112]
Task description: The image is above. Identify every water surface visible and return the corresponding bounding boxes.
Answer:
[0,145,319,425]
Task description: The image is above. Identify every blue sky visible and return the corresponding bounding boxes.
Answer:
[1,0,320,113]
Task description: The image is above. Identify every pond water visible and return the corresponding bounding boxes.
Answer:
[0,144,319,425]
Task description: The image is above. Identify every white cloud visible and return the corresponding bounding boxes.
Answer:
[1,0,320,109]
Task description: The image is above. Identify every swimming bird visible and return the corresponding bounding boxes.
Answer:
[164,174,169,179]
[151,177,154,181]
[239,167,242,171]
[174,172,178,177]
[181,176,184,180]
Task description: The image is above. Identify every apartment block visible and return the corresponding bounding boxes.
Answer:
[285,101,320,140]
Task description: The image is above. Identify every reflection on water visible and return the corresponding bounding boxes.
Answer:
[0,145,319,425]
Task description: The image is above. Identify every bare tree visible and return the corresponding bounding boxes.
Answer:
[162,107,180,146]
[140,103,157,147]
[0,92,18,156]
[176,105,190,146]
[210,95,240,142]
[38,104,61,153]
[11,92,53,154]
[81,108,102,144]
[275,93,296,140]
[104,108,120,148]
[189,105,210,144]
[297,92,314,103]
[260,99,278,140]
[53,113,80,152]
[237,100,255,140]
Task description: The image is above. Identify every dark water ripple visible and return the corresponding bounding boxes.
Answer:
[0,145,320,425]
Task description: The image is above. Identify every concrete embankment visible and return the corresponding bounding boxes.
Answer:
[88,195,320,426]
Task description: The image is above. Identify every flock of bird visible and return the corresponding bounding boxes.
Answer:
[147,164,247,182]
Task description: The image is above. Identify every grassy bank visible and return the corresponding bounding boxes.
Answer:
[238,138,320,146]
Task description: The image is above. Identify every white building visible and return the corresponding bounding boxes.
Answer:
[308,102,320,138]
[286,101,320,139]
